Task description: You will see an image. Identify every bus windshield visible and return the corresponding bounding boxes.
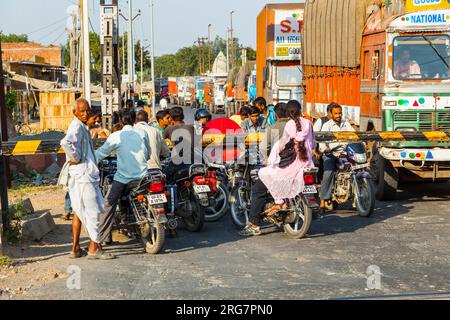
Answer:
[393,35,450,80]
[276,65,302,86]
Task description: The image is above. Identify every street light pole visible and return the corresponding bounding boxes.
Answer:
[226,28,229,74]
[230,10,234,71]
[81,0,91,103]
[150,0,156,116]
[208,23,212,73]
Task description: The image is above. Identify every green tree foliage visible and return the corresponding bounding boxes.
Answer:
[0,33,28,43]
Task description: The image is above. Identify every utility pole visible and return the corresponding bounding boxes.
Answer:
[208,24,212,73]
[81,0,91,103]
[121,30,125,77]
[68,9,78,87]
[230,11,235,71]
[196,37,208,76]
[0,37,10,246]
[140,40,150,98]
[150,0,156,116]
[226,28,230,73]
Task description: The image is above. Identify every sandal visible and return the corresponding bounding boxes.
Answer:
[265,203,288,217]
[87,249,116,260]
[239,225,262,237]
[69,248,88,259]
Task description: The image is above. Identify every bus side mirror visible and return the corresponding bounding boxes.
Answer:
[263,66,269,83]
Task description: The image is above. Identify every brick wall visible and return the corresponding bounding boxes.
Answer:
[2,42,62,66]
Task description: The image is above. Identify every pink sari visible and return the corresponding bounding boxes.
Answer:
[258,117,315,204]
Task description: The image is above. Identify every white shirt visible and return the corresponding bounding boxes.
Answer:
[317,119,355,154]
[60,117,100,183]
[134,122,170,169]
[160,98,168,110]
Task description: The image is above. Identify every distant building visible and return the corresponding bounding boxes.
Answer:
[2,42,63,66]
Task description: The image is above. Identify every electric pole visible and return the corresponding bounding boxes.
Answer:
[150,0,156,116]
[230,11,235,71]
[68,9,78,87]
[81,0,91,103]
[208,24,212,74]
[226,28,230,73]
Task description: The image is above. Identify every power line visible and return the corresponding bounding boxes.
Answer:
[35,25,67,43]
[28,17,68,35]
[51,30,67,45]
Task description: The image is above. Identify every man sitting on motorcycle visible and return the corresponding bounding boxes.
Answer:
[95,109,152,245]
[315,103,355,215]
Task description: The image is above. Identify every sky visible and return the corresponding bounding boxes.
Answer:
[0,0,303,56]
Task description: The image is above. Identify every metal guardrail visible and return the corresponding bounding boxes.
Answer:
[1,131,450,156]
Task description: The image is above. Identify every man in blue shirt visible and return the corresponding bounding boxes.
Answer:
[95,109,151,245]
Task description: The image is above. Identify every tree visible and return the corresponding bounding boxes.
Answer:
[0,33,28,43]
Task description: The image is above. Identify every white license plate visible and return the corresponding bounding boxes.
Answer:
[352,163,369,170]
[303,185,317,194]
[147,194,167,205]
[193,184,211,193]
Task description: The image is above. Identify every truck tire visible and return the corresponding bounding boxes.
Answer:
[373,153,398,201]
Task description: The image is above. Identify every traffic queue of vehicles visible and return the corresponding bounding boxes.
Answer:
[154,0,450,201]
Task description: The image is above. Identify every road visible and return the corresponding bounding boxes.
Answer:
[4,106,450,300]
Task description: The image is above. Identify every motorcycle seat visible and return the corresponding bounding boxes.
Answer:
[174,166,191,182]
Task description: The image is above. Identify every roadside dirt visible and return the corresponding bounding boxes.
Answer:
[1,187,79,299]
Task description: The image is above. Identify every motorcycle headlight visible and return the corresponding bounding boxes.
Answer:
[353,153,367,164]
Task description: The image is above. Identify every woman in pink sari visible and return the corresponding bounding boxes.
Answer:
[240,100,315,236]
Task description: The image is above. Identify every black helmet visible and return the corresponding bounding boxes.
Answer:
[194,108,212,121]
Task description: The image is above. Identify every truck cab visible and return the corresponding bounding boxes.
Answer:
[360,9,450,199]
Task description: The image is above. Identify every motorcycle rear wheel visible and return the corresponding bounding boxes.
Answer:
[229,186,249,229]
[205,182,230,222]
[182,195,205,232]
[139,207,165,254]
[283,198,312,240]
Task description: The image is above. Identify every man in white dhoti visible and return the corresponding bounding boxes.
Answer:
[60,98,115,260]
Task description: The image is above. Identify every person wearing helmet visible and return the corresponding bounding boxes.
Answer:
[194,108,212,135]
[194,108,212,125]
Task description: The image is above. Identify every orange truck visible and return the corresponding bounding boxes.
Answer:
[302,0,450,200]
[168,77,178,104]
[256,3,304,105]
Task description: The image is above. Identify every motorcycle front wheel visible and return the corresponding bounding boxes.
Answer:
[138,206,165,254]
[354,177,376,217]
[229,186,249,229]
[284,198,312,240]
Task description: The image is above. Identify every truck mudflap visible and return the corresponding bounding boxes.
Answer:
[380,147,450,162]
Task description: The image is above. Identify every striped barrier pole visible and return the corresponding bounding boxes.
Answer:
[2,131,450,156]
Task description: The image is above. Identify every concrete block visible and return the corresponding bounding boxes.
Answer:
[21,211,55,241]
[20,198,34,216]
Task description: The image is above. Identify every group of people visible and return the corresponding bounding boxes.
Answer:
[224,97,354,237]
[59,96,354,257]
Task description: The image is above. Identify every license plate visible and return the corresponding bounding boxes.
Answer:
[352,163,369,170]
[303,185,317,194]
[147,194,167,205]
[193,184,211,193]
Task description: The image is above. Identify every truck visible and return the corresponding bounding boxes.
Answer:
[302,0,450,200]
[256,3,304,105]
[168,77,178,105]
[226,61,256,116]
[177,76,195,106]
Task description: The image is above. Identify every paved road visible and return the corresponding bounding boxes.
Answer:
[21,107,450,299]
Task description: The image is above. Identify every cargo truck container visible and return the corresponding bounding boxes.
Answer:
[302,0,450,200]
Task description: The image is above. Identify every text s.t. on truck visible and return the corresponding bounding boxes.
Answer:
[256,3,304,105]
[302,0,450,200]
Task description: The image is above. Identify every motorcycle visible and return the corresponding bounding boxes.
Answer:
[166,163,224,232]
[262,167,319,239]
[99,159,172,254]
[324,143,375,217]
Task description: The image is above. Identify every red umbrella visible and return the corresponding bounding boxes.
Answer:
[203,117,243,163]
